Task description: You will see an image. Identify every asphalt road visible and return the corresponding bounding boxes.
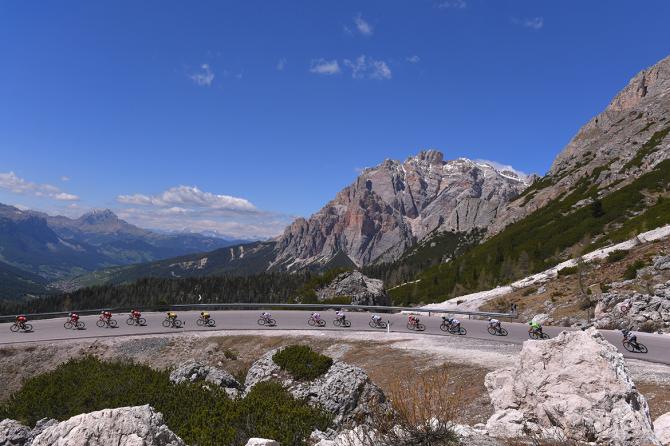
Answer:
[1,310,668,365]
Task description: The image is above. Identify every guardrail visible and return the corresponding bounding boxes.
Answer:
[0,302,517,322]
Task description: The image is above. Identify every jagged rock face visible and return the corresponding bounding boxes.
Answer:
[484,328,659,445]
[492,55,670,233]
[316,271,390,306]
[273,151,528,269]
[29,405,185,446]
[244,348,387,428]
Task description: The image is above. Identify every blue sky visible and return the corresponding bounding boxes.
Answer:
[1,0,669,239]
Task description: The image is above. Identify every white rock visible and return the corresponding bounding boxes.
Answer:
[484,328,660,445]
[245,439,280,446]
[0,419,31,446]
[654,412,670,445]
[31,405,185,446]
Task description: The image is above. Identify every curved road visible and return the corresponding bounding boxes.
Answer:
[1,310,668,365]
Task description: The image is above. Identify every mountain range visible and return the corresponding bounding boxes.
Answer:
[0,205,244,297]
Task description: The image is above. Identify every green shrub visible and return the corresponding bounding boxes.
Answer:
[522,287,537,296]
[273,345,333,381]
[606,250,629,263]
[557,266,579,277]
[0,357,330,446]
[223,349,238,360]
[623,260,646,280]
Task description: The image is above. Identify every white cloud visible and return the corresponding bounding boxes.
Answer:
[189,63,215,86]
[406,55,421,64]
[474,159,531,180]
[353,13,374,36]
[0,171,80,201]
[512,16,544,30]
[343,55,392,80]
[309,59,341,75]
[117,185,255,211]
[277,58,287,71]
[437,0,466,9]
[61,176,70,182]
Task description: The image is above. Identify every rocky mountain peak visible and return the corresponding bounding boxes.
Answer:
[608,54,670,113]
[78,209,118,224]
[271,150,528,270]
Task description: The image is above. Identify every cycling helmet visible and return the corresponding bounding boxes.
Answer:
[488,317,492,321]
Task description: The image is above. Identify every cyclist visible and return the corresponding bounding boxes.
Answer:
[335,310,346,322]
[444,317,460,330]
[16,315,28,329]
[200,311,210,321]
[101,310,113,320]
[622,329,639,350]
[311,312,322,322]
[68,312,80,323]
[167,311,177,321]
[528,321,543,336]
[260,311,272,322]
[408,314,420,326]
[371,314,383,325]
[130,309,142,320]
[488,317,501,332]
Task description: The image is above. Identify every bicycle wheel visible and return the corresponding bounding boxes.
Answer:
[308,318,316,327]
[417,323,426,332]
[257,318,265,326]
[138,318,146,326]
[622,341,634,352]
[457,326,466,335]
[207,319,216,327]
[196,318,204,326]
[487,326,496,335]
[439,323,449,332]
[343,320,351,328]
[541,333,549,339]
[108,319,118,328]
[406,322,413,330]
[333,319,341,327]
[162,319,171,328]
[64,321,73,330]
[126,317,135,326]
[174,319,183,328]
[268,318,276,326]
[24,324,32,332]
[369,320,376,328]
[77,321,86,329]
[96,320,106,328]
[499,328,508,336]
[638,343,648,354]
[10,324,19,332]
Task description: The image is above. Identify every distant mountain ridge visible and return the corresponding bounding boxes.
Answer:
[0,204,244,295]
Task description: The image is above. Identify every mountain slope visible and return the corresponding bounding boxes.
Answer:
[492,54,670,234]
[0,260,49,299]
[390,54,670,305]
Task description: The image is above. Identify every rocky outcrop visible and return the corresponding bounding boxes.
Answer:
[316,271,390,306]
[0,419,31,446]
[272,151,529,269]
[170,360,242,398]
[244,348,387,428]
[491,54,670,234]
[594,256,670,332]
[30,405,185,446]
[484,328,659,445]
[655,412,670,445]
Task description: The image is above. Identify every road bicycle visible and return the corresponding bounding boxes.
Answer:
[96,317,118,328]
[162,317,183,328]
[529,330,549,340]
[64,319,86,330]
[257,316,276,326]
[196,316,216,327]
[487,325,508,336]
[333,317,351,328]
[308,316,326,327]
[622,339,648,353]
[406,319,426,331]
[10,322,33,332]
[369,318,387,329]
[126,315,147,326]
[440,319,466,335]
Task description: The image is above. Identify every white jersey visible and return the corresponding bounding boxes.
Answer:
[489,319,500,325]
